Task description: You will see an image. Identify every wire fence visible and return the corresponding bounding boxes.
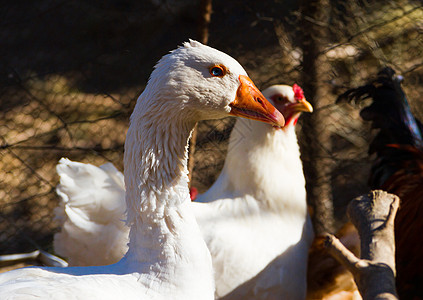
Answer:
[1,0,422,254]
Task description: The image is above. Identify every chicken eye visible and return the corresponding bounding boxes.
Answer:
[272,94,289,104]
[210,65,225,77]
[276,96,288,103]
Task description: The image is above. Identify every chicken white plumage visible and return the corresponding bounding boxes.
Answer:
[0,40,284,300]
[52,83,313,299]
[194,84,314,299]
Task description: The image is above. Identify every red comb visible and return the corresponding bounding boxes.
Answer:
[293,84,304,100]
[190,187,199,201]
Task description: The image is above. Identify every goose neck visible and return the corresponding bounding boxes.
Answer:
[120,103,214,297]
[124,104,196,215]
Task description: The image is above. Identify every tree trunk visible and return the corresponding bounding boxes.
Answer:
[299,0,335,234]
[188,0,213,186]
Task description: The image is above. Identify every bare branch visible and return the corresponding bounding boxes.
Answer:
[325,190,399,300]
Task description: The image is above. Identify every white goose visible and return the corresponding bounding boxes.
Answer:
[0,40,284,300]
[53,83,313,299]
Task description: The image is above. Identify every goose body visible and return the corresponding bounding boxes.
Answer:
[53,83,313,299]
[0,40,283,299]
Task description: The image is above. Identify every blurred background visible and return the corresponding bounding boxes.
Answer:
[1,0,422,258]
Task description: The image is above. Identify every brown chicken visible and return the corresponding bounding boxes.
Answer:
[307,222,360,300]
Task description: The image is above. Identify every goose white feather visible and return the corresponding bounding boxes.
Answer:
[0,40,283,300]
[54,161,127,266]
[52,83,313,299]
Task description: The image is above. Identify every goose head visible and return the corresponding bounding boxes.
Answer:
[263,84,313,127]
[139,40,285,127]
[125,40,286,217]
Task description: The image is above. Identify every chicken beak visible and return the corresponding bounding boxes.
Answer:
[290,98,313,113]
[229,75,285,127]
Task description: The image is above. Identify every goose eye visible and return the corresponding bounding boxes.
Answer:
[209,65,225,77]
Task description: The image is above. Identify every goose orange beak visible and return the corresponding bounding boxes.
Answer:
[229,75,285,127]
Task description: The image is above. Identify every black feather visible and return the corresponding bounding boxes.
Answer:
[337,67,423,188]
